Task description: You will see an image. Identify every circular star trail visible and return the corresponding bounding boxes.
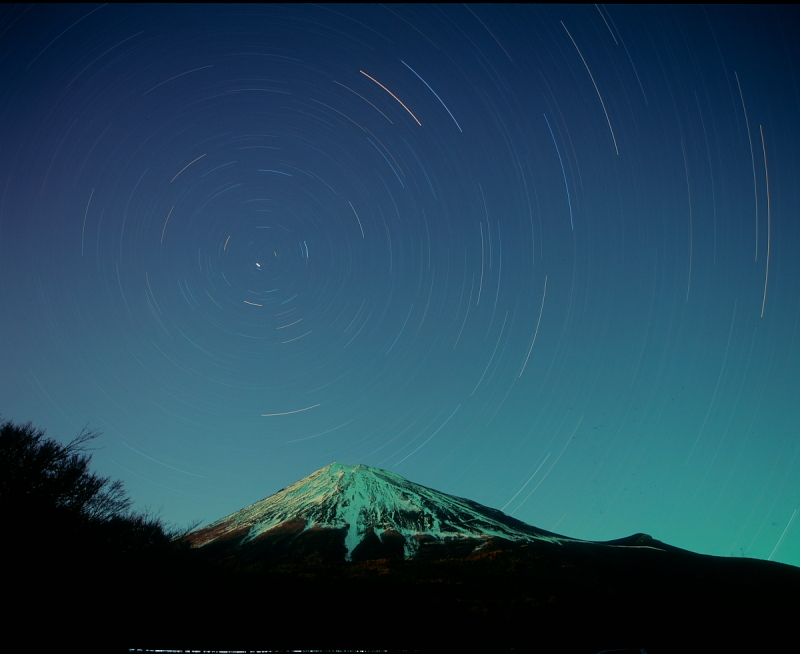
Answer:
[1,5,799,566]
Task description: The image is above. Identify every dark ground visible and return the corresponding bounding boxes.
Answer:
[132,537,799,653]
[9,533,798,653]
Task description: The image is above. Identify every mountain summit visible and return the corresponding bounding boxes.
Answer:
[186,462,573,561]
[181,462,800,652]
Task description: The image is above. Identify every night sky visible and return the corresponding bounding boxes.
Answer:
[2,4,799,567]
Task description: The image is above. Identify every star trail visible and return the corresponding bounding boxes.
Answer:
[1,5,799,566]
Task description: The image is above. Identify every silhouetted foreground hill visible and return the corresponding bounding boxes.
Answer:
[127,534,797,654]
[0,419,191,654]
[13,530,797,653]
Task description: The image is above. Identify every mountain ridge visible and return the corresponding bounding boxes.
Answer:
[186,462,641,562]
[176,462,799,652]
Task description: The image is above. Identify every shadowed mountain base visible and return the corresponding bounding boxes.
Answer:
[166,463,798,652]
[127,535,798,654]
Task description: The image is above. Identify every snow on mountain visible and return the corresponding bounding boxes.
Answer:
[187,462,575,560]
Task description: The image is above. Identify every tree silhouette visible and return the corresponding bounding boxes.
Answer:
[0,419,131,526]
[1,418,195,652]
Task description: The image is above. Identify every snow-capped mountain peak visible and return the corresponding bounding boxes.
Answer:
[187,463,571,561]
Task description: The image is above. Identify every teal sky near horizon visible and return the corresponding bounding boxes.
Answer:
[1,5,799,566]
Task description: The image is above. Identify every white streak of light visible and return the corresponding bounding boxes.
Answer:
[681,139,693,302]
[161,206,174,245]
[502,453,550,511]
[562,22,619,155]
[511,416,584,515]
[768,508,797,561]
[760,124,771,318]
[82,188,93,256]
[519,275,547,376]
[261,404,321,417]
[360,70,422,126]
[349,201,365,238]
[401,60,462,132]
[171,153,206,182]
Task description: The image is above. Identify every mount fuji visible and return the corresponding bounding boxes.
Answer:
[186,462,638,563]
[174,462,798,651]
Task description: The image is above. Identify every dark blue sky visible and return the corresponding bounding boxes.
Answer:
[2,4,799,566]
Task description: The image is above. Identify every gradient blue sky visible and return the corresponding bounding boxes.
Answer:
[2,5,799,567]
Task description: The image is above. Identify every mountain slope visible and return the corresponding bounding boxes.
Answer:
[186,462,577,561]
[173,462,800,651]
